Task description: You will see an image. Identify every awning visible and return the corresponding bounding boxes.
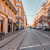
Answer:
[14,22,17,24]
[48,23,50,25]
[0,20,3,23]
[14,22,18,26]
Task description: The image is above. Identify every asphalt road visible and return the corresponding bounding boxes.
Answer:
[20,28,50,50]
[0,28,50,50]
[36,29,50,36]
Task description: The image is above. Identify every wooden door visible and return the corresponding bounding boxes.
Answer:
[1,23,3,32]
[0,23,1,32]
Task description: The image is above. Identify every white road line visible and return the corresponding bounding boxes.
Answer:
[42,43,50,46]
[20,43,50,49]
[20,44,40,49]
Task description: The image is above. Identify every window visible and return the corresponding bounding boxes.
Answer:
[8,9,10,15]
[17,0,19,1]
[4,6,6,13]
[17,8,19,12]
[17,3,19,6]
[0,1,1,10]
[16,3,21,7]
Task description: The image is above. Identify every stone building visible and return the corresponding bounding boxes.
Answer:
[15,0,25,29]
[0,0,17,34]
[33,0,50,28]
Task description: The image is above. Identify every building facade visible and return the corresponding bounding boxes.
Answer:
[0,0,17,34]
[33,0,50,28]
[15,0,25,29]
[0,0,27,34]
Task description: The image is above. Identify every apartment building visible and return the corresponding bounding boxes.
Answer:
[47,0,50,27]
[0,0,17,34]
[33,0,50,27]
[15,0,26,29]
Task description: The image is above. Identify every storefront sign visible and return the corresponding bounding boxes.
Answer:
[16,22,19,27]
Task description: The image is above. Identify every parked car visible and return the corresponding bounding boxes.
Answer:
[36,26,42,30]
[43,26,50,31]
[32,27,36,29]
[43,23,50,31]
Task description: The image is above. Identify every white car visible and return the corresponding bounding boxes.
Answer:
[36,26,42,30]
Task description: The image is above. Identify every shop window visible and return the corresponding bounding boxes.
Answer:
[0,1,1,10]
[4,6,6,13]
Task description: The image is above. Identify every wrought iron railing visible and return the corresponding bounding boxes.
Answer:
[6,0,17,13]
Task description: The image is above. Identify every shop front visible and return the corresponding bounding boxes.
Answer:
[16,22,19,28]
[8,19,13,32]
[13,22,17,31]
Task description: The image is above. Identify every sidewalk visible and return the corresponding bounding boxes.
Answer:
[0,30,22,41]
[0,30,26,50]
[0,29,24,48]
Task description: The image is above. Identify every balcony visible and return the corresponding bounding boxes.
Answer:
[7,0,17,12]
[3,0,17,13]
[16,5,21,7]
[16,16,24,21]
[16,0,21,2]
[38,19,42,22]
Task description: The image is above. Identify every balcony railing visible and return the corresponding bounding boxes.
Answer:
[6,0,17,13]
[16,5,21,7]
[16,0,21,2]
[16,16,24,21]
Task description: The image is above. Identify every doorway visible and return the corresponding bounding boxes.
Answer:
[0,22,3,32]
[1,23,3,32]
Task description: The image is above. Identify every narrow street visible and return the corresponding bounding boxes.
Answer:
[0,0,50,50]
[0,28,50,50]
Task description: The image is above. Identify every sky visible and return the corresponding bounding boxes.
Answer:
[22,0,47,25]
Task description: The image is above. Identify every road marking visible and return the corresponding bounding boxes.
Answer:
[42,43,50,46]
[20,43,50,49]
[35,30,50,38]
[20,44,40,49]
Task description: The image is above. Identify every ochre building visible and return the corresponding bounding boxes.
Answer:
[15,0,26,29]
[0,0,27,34]
[33,0,50,27]
[0,0,17,34]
